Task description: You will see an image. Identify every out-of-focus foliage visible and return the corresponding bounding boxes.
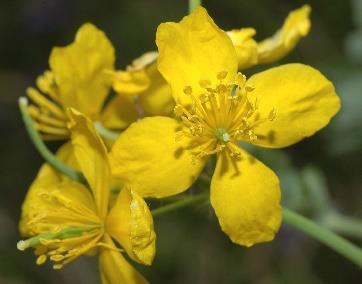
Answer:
[0,0,361,284]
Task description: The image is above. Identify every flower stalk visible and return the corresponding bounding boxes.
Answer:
[321,213,362,240]
[94,121,120,141]
[152,192,362,267]
[189,0,201,13]
[283,209,362,267]
[18,97,87,185]
[152,192,209,217]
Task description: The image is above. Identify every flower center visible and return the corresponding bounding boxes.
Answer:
[174,71,276,160]
[18,189,103,269]
[17,225,102,269]
[215,127,230,142]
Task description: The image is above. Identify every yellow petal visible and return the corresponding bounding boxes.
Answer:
[20,177,97,237]
[227,28,258,70]
[68,109,111,218]
[101,95,138,130]
[99,234,148,284]
[138,62,174,116]
[19,143,77,236]
[246,63,340,148]
[106,186,156,265]
[112,51,159,96]
[110,117,206,198]
[210,150,281,247]
[156,6,237,105]
[112,70,150,95]
[257,5,311,64]
[49,23,115,118]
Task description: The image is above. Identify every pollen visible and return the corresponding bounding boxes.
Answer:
[36,254,47,265]
[17,225,102,269]
[174,71,277,160]
[17,189,103,269]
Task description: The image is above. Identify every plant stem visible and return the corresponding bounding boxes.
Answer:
[283,208,362,267]
[152,192,209,217]
[321,212,362,240]
[152,192,362,267]
[18,97,87,185]
[94,121,120,141]
[189,0,201,13]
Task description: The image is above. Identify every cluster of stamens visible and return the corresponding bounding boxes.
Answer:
[26,71,69,140]
[174,71,276,160]
[18,189,102,269]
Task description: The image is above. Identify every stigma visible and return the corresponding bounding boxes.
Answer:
[215,128,230,142]
[174,71,276,160]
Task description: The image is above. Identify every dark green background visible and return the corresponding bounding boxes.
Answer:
[0,0,361,283]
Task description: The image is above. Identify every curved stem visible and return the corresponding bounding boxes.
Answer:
[322,213,362,240]
[283,208,362,267]
[18,97,87,185]
[152,193,209,217]
[189,0,201,13]
[94,121,120,141]
[152,192,362,267]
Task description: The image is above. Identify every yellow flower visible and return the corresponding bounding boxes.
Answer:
[26,23,138,141]
[111,51,175,117]
[110,5,311,118]
[110,7,340,247]
[227,5,311,69]
[18,109,155,284]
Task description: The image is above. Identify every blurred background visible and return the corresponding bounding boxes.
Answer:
[0,0,361,283]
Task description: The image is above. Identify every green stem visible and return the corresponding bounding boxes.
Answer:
[321,213,362,240]
[152,193,362,267]
[94,121,120,141]
[18,97,86,185]
[189,0,201,13]
[152,193,209,217]
[283,208,362,267]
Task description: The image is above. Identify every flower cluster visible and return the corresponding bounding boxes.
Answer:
[18,5,340,284]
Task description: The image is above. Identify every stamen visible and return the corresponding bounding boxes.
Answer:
[217,70,228,80]
[183,86,192,95]
[36,254,47,265]
[199,80,211,88]
[53,264,63,270]
[17,226,100,252]
[26,72,69,141]
[175,71,277,161]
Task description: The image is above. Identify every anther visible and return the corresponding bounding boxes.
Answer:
[53,264,63,270]
[36,254,47,265]
[199,80,211,88]
[245,84,255,92]
[174,105,184,116]
[183,86,192,95]
[235,73,247,87]
[248,130,257,141]
[216,84,228,93]
[217,71,228,80]
[50,254,65,262]
[199,94,209,103]
[268,108,277,121]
